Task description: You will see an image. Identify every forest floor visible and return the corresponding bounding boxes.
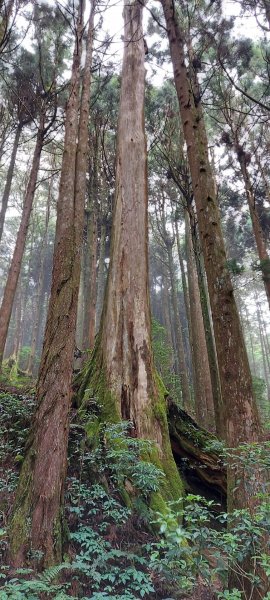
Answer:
[0,384,225,599]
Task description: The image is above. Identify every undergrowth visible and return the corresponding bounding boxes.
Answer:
[0,392,270,599]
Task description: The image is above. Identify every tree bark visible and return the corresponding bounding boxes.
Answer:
[244,305,257,375]
[237,149,270,309]
[88,209,97,348]
[256,300,270,395]
[161,0,261,449]
[26,188,51,375]
[95,216,107,330]
[189,205,223,436]
[82,196,98,350]
[174,219,191,336]
[161,268,174,351]
[0,123,22,243]
[161,3,265,594]
[0,116,45,368]
[166,238,192,412]
[257,300,270,372]
[76,266,84,350]
[10,277,22,361]
[185,211,215,431]
[9,0,95,567]
[77,0,183,507]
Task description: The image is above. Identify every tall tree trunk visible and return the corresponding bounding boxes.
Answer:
[76,267,84,349]
[166,239,192,412]
[185,212,215,431]
[12,281,22,361]
[0,123,22,243]
[0,116,45,368]
[78,0,183,506]
[174,219,191,334]
[95,216,107,330]
[161,0,260,446]
[36,288,48,359]
[161,2,264,593]
[256,299,270,389]
[189,205,223,436]
[161,268,174,350]
[82,195,98,350]
[9,0,95,567]
[82,129,97,350]
[237,148,270,309]
[244,306,257,375]
[27,189,51,375]
[19,225,36,356]
[254,149,270,206]
[88,208,97,348]
[173,219,194,386]
[257,300,270,372]
[6,276,22,362]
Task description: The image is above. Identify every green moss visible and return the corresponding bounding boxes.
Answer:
[150,371,185,503]
[77,342,119,424]
[149,491,169,515]
[118,484,133,508]
[75,344,184,515]
[85,417,101,447]
[9,452,34,559]
[14,454,24,464]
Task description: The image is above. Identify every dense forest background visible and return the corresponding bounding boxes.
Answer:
[0,0,270,598]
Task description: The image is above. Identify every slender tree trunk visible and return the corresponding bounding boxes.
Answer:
[244,306,256,374]
[95,217,107,330]
[0,124,9,164]
[27,191,51,375]
[13,279,22,361]
[254,149,270,207]
[36,288,48,359]
[161,2,265,593]
[9,0,95,567]
[76,267,84,349]
[78,0,183,505]
[83,126,100,350]
[82,197,98,350]
[161,268,174,350]
[166,239,192,412]
[237,151,270,309]
[256,301,270,387]
[88,209,97,348]
[185,212,215,431]
[161,0,260,446]
[174,219,191,333]
[173,219,194,387]
[257,301,270,373]
[0,116,45,368]
[19,227,36,356]
[189,205,223,436]
[0,123,22,243]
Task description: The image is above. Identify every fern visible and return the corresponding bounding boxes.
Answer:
[38,562,71,584]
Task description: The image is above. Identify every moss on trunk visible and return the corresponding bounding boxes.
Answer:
[75,349,184,512]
